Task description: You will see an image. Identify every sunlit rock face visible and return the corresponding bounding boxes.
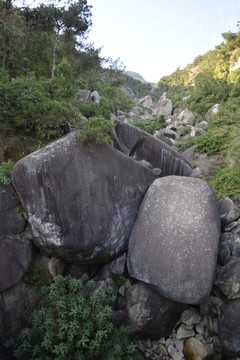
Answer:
[11,133,157,263]
[127,176,221,305]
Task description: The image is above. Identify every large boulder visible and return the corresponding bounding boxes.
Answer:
[152,93,173,117]
[137,95,153,109]
[113,120,193,177]
[125,282,186,339]
[218,299,240,356]
[0,182,25,235]
[12,134,157,263]
[127,176,220,304]
[205,104,220,122]
[0,231,32,292]
[217,196,240,226]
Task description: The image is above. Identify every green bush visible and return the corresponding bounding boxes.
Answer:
[211,165,240,201]
[0,160,14,185]
[77,116,114,145]
[195,127,233,155]
[133,115,165,135]
[5,275,139,360]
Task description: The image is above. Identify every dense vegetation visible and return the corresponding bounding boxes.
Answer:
[151,30,240,203]
[0,0,137,162]
[5,275,139,359]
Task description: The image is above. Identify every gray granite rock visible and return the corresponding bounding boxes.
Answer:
[11,134,157,263]
[0,182,25,235]
[215,259,240,299]
[127,176,220,304]
[125,282,186,339]
[0,232,32,291]
[218,299,240,356]
[217,196,240,226]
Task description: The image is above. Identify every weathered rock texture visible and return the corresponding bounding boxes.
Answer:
[218,299,240,356]
[113,120,193,177]
[0,183,25,235]
[127,176,220,304]
[0,232,32,291]
[12,134,157,263]
[125,282,186,339]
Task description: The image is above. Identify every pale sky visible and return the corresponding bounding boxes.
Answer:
[87,0,240,83]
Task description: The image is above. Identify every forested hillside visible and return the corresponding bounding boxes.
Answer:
[0,0,136,162]
[1,0,240,203]
[151,30,240,203]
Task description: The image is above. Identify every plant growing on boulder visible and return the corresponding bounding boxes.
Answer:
[133,115,165,135]
[5,274,139,360]
[77,116,114,145]
[0,160,14,185]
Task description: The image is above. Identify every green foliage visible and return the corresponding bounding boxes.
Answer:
[110,274,127,288]
[133,115,165,135]
[26,267,44,287]
[0,160,13,185]
[211,165,240,201]
[6,275,139,360]
[188,72,230,117]
[77,116,114,145]
[195,127,233,155]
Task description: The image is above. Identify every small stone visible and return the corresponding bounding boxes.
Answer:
[166,338,174,347]
[224,221,238,232]
[180,308,201,326]
[48,257,66,277]
[176,324,195,339]
[218,196,240,226]
[175,339,184,352]
[156,344,168,356]
[146,339,152,348]
[118,284,125,296]
[212,335,222,352]
[109,253,126,275]
[184,337,207,360]
[159,337,166,345]
[200,296,223,317]
[195,334,204,343]
[196,322,206,334]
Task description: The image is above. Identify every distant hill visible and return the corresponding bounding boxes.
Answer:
[125,71,147,84]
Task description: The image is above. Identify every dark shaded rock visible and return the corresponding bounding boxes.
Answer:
[113,310,128,327]
[12,134,157,263]
[0,182,25,235]
[0,232,32,292]
[154,131,173,146]
[0,281,38,343]
[219,233,240,265]
[125,282,186,339]
[91,90,101,103]
[127,176,220,304]
[217,196,240,226]
[215,259,240,299]
[200,296,223,317]
[218,299,240,356]
[158,128,179,140]
[224,221,238,232]
[109,253,126,275]
[113,120,192,176]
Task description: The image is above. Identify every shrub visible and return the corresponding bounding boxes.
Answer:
[211,165,240,201]
[77,116,114,145]
[194,127,233,155]
[5,275,139,360]
[0,160,14,185]
[133,115,165,135]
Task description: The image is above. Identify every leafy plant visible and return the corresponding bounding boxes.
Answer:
[211,165,240,201]
[77,116,114,145]
[133,115,165,135]
[5,275,139,360]
[26,266,44,287]
[0,160,14,185]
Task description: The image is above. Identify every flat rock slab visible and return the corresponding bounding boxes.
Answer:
[12,134,157,263]
[127,176,220,304]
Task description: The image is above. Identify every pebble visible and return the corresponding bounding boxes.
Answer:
[176,324,195,339]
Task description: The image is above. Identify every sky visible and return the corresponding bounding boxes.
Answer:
[86,0,240,83]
